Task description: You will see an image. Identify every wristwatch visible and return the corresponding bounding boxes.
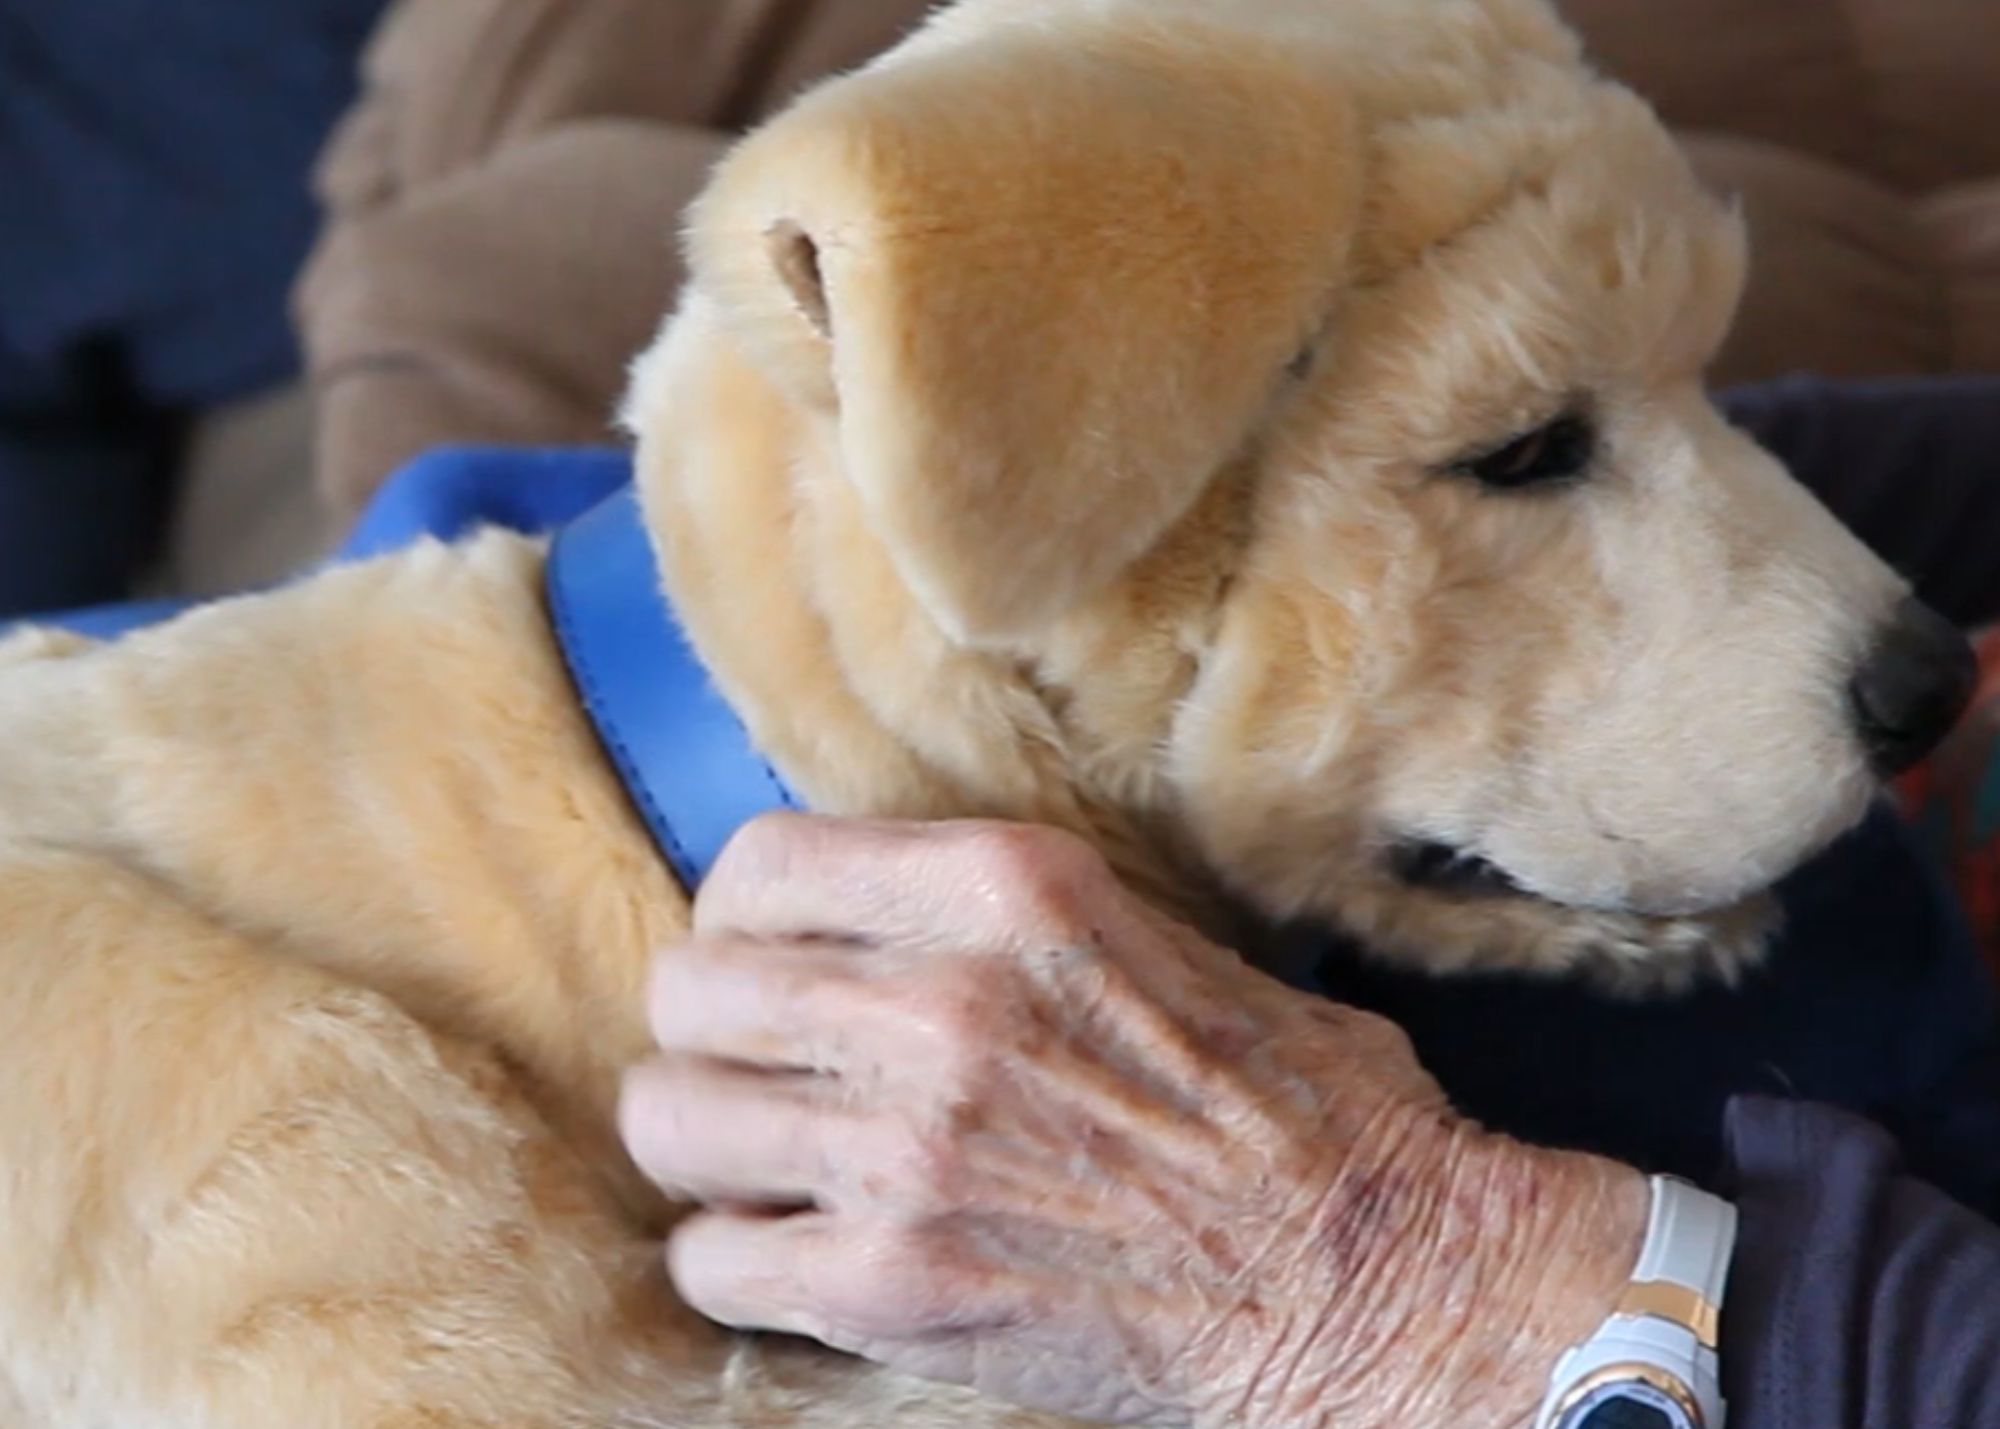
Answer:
[1535,1175,1738,1429]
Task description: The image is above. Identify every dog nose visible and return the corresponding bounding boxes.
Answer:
[1848,597,1977,777]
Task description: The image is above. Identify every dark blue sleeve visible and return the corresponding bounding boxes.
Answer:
[0,0,387,404]
[0,0,392,620]
[1720,1096,2000,1429]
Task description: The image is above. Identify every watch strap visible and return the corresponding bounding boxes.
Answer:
[1537,1176,1737,1429]
[1625,1175,1736,1349]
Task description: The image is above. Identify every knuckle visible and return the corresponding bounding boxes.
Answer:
[962,824,1104,933]
[712,809,815,886]
[1312,1001,1419,1060]
[1368,1016,1421,1063]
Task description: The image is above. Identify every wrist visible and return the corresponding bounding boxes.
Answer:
[1377,1134,1645,1428]
[1237,1124,1646,1429]
[1473,1146,1650,1426]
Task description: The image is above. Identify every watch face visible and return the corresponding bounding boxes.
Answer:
[1561,1381,1698,1429]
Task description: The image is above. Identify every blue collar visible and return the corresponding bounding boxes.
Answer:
[545,485,802,892]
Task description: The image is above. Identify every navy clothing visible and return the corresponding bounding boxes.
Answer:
[0,0,388,615]
[1721,1098,2000,1428]
[0,337,181,618]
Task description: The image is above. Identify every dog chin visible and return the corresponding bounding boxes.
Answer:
[1332,877,1782,997]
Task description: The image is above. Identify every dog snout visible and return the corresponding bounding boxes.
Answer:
[1848,596,1977,777]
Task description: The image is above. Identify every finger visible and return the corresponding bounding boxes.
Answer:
[696,814,1112,955]
[647,939,1246,1191]
[619,1056,850,1206]
[645,937,881,1070]
[668,1209,1037,1348]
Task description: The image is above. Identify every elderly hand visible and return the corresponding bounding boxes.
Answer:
[619,815,1645,1429]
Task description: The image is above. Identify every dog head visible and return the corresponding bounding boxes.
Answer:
[650,0,1974,987]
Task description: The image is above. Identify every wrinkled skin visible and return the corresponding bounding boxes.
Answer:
[621,815,1645,1428]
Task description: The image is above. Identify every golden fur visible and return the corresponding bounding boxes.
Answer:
[0,0,1911,1420]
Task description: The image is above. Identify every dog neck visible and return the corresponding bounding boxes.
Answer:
[626,309,1233,930]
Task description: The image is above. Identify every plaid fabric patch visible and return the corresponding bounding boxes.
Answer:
[1896,626,2000,971]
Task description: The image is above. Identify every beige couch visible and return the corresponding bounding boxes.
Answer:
[169,0,2000,591]
[1574,0,2000,382]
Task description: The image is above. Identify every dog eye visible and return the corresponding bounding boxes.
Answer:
[1455,414,1594,490]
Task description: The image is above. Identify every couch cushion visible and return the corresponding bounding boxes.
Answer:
[1562,0,2000,192]
[1682,135,1952,385]
[1923,178,2000,373]
[301,121,724,518]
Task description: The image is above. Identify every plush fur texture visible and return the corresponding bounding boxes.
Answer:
[0,0,1913,1421]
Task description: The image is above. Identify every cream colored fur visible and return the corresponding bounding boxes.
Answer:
[0,0,1910,1421]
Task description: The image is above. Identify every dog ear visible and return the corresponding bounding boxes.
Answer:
[688,25,1360,643]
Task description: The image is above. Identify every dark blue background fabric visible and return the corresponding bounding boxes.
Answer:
[0,342,178,622]
[0,0,388,615]
[0,0,386,402]
[1719,375,2000,630]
